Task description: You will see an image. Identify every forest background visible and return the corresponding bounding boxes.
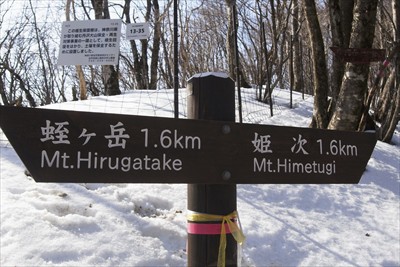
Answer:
[0,0,399,141]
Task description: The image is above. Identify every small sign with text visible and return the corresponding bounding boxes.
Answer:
[126,23,150,40]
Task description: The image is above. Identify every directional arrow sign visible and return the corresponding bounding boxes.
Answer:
[0,106,377,184]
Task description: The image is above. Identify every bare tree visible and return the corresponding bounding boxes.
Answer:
[251,0,294,100]
[91,0,121,95]
[328,0,379,131]
[375,0,400,142]
[303,0,329,128]
[328,0,354,113]
[66,0,87,100]
[0,18,36,106]
[1,1,68,107]
[225,0,237,81]
[224,0,250,87]
[2,0,397,140]
[122,0,166,89]
[291,0,304,93]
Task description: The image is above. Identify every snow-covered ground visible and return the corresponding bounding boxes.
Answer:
[1,87,399,266]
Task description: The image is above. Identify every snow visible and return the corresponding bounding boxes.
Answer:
[189,72,231,79]
[1,88,399,266]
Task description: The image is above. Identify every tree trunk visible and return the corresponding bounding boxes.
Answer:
[91,0,121,95]
[226,0,235,80]
[123,0,147,89]
[328,0,354,114]
[225,0,251,88]
[1,62,36,107]
[140,1,151,89]
[67,0,87,100]
[394,0,400,102]
[380,82,399,143]
[123,0,161,90]
[303,0,329,129]
[378,0,400,143]
[160,30,173,88]
[328,0,379,131]
[292,0,303,93]
[0,73,9,105]
[149,0,161,89]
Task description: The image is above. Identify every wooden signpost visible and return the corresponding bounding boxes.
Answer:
[186,73,238,267]
[0,105,376,184]
[330,47,385,64]
[0,73,377,267]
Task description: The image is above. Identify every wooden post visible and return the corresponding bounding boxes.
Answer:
[173,0,179,119]
[186,73,237,267]
[289,35,294,109]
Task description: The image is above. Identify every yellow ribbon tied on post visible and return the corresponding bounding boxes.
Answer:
[187,210,246,267]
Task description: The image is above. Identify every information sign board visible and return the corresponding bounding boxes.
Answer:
[0,106,377,184]
[57,19,121,65]
[126,23,150,40]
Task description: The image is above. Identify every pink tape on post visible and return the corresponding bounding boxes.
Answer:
[187,222,232,235]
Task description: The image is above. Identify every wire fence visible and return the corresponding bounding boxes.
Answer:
[0,87,311,149]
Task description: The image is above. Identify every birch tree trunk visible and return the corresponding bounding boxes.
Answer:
[328,0,354,113]
[328,0,379,131]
